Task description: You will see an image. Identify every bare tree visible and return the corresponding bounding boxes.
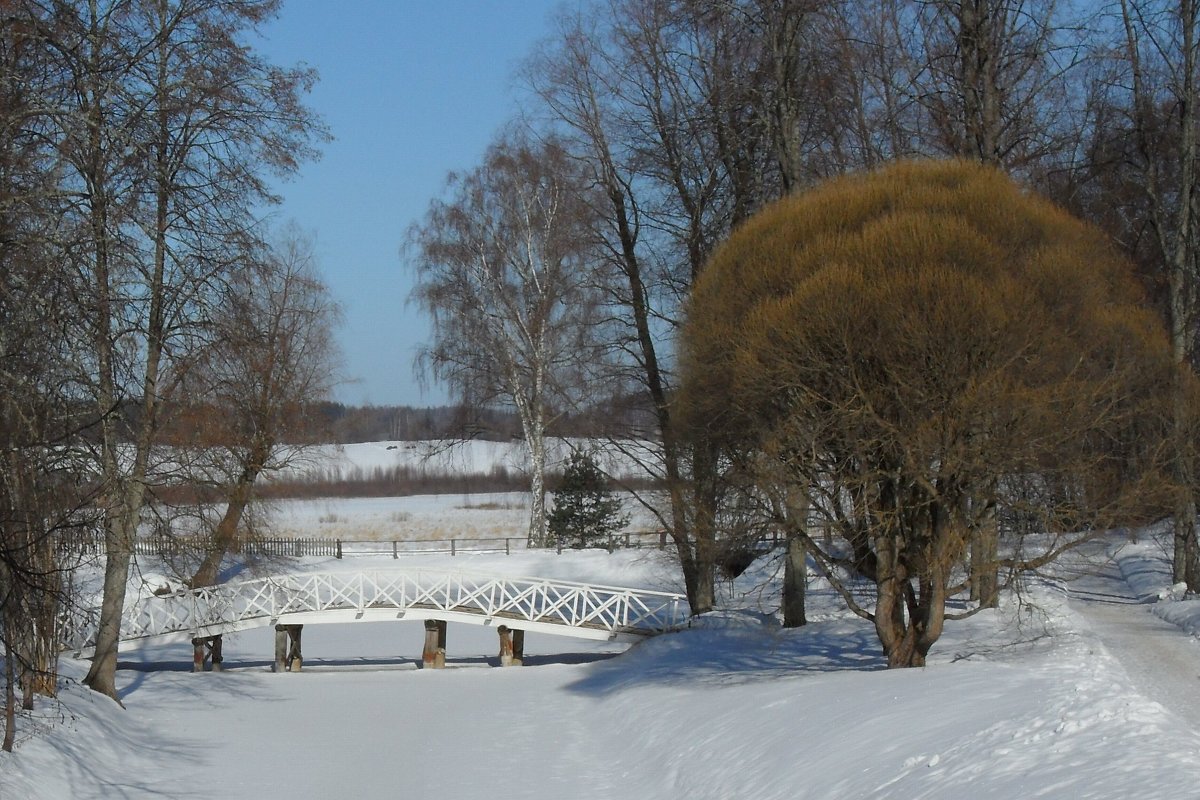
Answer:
[1087,0,1200,589]
[14,0,326,700]
[526,0,844,612]
[409,132,599,546]
[180,226,340,587]
[0,6,93,748]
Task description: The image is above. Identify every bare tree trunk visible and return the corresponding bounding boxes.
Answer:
[192,438,270,588]
[517,375,549,548]
[191,484,252,589]
[1120,0,1200,589]
[970,505,999,608]
[780,485,810,627]
[782,534,807,628]
[26,534,59,699]
[3,629,15,753]
[83,504,136,701]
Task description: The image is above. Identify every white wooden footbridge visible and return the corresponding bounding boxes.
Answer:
[62,569,690,668]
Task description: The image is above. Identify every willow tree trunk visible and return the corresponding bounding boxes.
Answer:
[970,507,999,608]
[83,492,140,700]
[872,530,948,668]
[781,487,809,627]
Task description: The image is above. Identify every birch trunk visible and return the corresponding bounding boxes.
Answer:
[1122,0,1200,589]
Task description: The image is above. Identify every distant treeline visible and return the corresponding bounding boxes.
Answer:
[100,395,656,447]
[257,463,529,499]
[311,400,653,444]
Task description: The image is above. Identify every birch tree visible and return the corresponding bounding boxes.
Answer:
[409,134,598,546]
[1099,0,1200,589]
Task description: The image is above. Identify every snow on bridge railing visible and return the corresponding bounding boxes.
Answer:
[61,569,690,653]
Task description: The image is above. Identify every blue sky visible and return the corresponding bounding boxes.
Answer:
[254,0,570,408]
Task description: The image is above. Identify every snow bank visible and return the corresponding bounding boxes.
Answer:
[1114,538,1200,639]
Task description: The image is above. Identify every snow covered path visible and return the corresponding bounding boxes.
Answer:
[1062,544,1200,729]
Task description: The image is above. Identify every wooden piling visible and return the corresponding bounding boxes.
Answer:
[288,625,303,671]
[511,629,525,666]
[274,624,303,672]
[274,626,287,672]
[422,619,446,668]
[497,625,513,666]
[191,635,224,672]
[497,626,524,666]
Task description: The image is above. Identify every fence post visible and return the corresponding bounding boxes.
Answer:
[336,539,343,559]
[393,541,398,560]
[451,539,456,557]
[505,538,510,556]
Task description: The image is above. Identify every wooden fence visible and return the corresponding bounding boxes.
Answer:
[58,528,781,561]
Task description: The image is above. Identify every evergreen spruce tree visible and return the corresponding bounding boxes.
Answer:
[549,451,629,549]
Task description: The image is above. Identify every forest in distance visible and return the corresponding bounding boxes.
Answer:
[103,399,636,446]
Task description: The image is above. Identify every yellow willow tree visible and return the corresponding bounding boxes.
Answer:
[683,160,1183,668]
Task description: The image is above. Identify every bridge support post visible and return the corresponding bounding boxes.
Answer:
[191,635,223,672]
[497,626,524,667]
[274,626,286,672]
[512,629,524,666]
[497,625,513,666]
[422,619,446,669]
[274,624,303,672]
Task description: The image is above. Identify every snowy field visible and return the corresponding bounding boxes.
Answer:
[7,509,1200,798]
[265,491,535,541]
[263,491,661,542]
[243,438,665,541]
[270,438,660,483]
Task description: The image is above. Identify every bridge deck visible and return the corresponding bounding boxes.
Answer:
[63,568,690,656]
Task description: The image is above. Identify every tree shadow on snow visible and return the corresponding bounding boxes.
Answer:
[566,615,886,697]
[50,677,217,799]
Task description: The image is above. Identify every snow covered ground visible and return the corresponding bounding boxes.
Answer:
[8,514,1200,799]
[236,438,667,541]
[262,491,662,542]
[265,491,535,541]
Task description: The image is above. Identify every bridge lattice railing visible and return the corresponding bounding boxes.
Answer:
[62,569,690,652]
